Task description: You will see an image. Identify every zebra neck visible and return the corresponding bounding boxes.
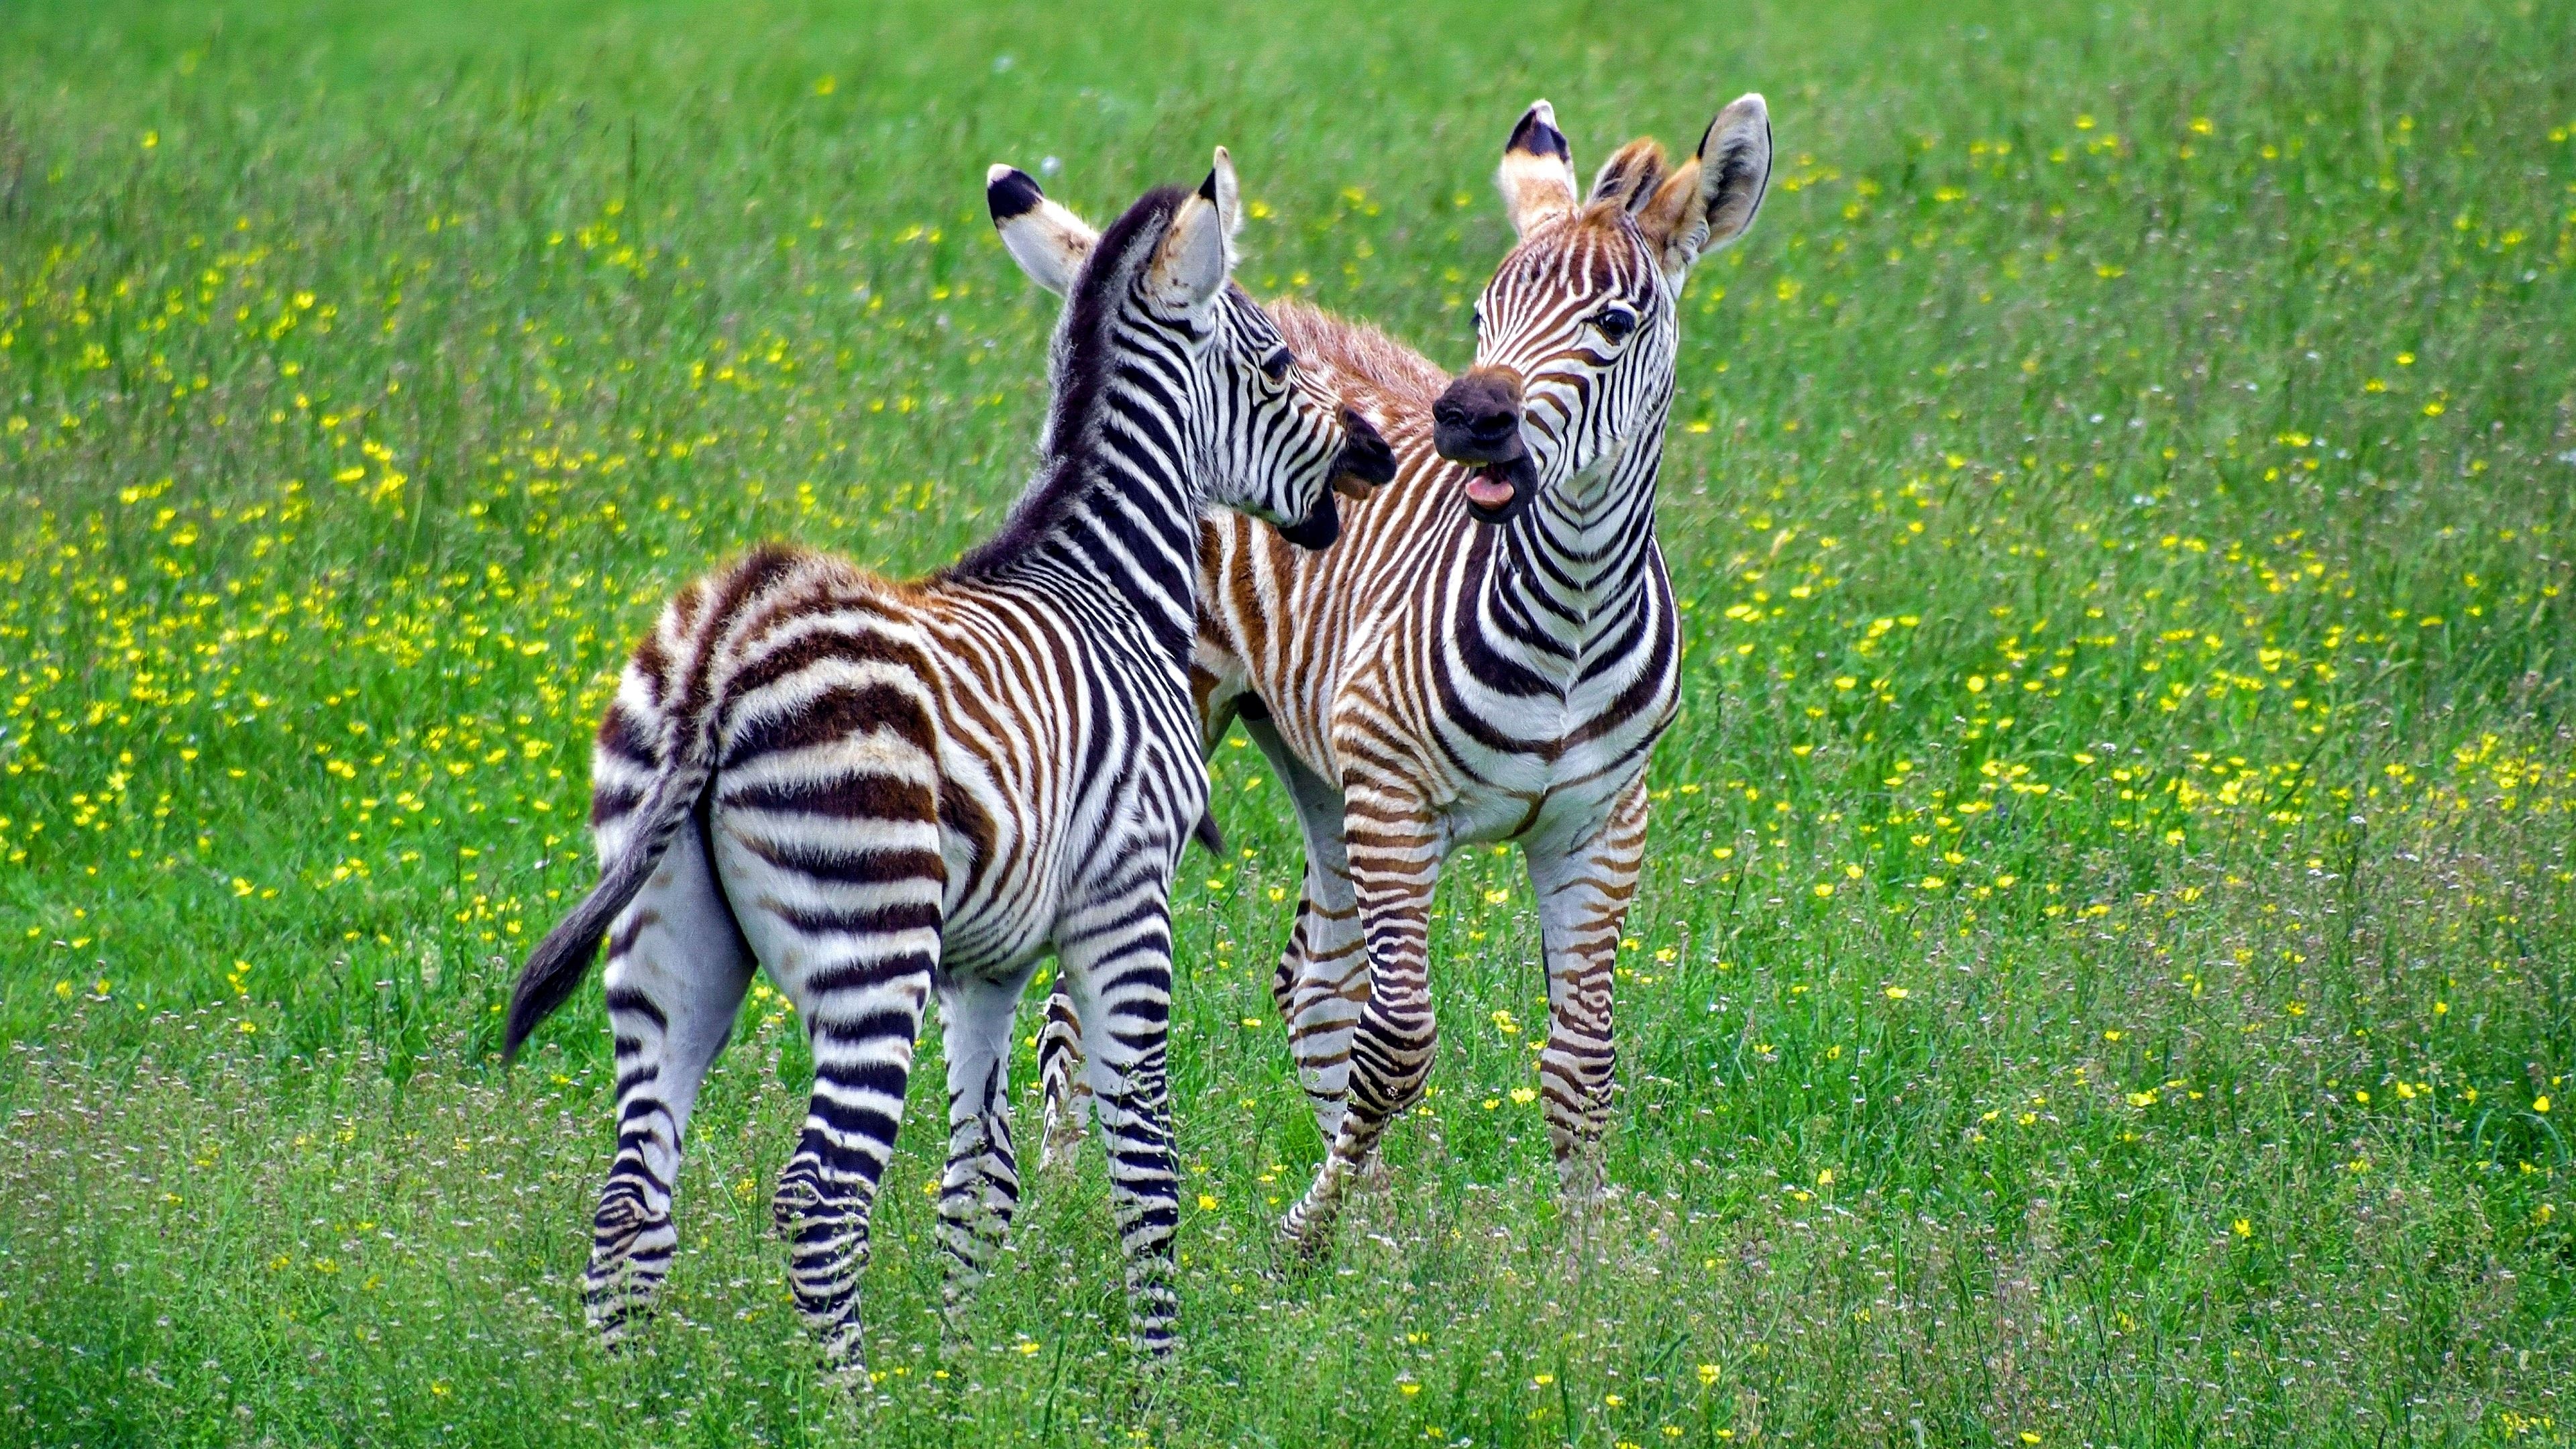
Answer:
[1483,425,1667,640]
[949,352,1210,672]
[1020,451,1205,668]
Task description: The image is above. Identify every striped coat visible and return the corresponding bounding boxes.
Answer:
[502,158,1391,1373]
[1042,97,1773,1252]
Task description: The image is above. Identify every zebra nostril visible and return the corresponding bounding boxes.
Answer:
[1432,370,1526,464]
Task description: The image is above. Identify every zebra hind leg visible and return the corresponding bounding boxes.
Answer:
[937,970,1036,1331]
[1033,979,1091,1173]
[1241,716,1368,1152]
[586,821,755,1348]
[1272,890,1392,1191]
[766,927,936,1383]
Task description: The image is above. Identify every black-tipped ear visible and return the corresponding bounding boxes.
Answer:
[1507,105,1570,162]
[1146,174,1232,312]
[989,164,1102,297]
[1635,93,1770,280]
[1498,100,1579,239]
[1695,96,1773,246]
[1207,145,1243,244]
[987,165,1045,225]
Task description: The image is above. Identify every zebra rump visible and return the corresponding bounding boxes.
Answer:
[500,549,798,1061]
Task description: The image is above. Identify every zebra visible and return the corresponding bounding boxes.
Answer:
[1036,96,1772,1250]
[500,150,1395,1377]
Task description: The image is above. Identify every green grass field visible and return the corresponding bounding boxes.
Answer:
[3,0,2573,1443]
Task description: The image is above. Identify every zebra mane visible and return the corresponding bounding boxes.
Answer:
[1265,298,1448,417]
[946,184,1191,581]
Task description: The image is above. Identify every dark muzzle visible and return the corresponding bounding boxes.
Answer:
[1279,407,1396,552]
[1432,369,1536,525]
[1276,490,1340,551]
[1334,407,1396,495]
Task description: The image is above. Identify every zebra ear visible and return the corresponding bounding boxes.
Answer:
[1635,93,1771,282]
[1497,100,1578,239]
[1589,138,1668,215]
[1206,146,1244,251]
[1144,174,1232,314]
[988,163,1099,297]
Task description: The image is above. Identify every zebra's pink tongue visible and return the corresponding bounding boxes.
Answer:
[1464,472,1516,508]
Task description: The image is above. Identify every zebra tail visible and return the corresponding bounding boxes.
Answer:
[502,732,719,1063]
[502,544,813,1063]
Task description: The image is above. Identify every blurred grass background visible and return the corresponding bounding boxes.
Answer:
[1,0,2571,1444]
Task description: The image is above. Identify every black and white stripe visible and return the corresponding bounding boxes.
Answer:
[1065,97,1775,1252]
[504,161,1389,1376]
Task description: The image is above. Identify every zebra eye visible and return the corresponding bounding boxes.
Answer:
[1261,346,1293,381]
[1592,307,1640,342]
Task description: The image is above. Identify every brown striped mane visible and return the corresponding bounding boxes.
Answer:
[1265,298,1448,421]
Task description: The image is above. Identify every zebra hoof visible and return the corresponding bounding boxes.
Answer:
[1558,1181,1609,1214]
[1354,1150,1392,1192]
[1035,1129,1084,1175]
[1263,1235,1331,1283]
[1554,1148,1609,1205]
[820,1359,876,1403]
[1277,1204,1340,1260]
[586,1299,647,1351]
[814,1320,871,1387]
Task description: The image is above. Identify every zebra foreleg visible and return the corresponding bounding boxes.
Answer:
[584,823,753,1348]
[1283,796,1441,1254]
[936,971,1034,1330]
[1527,778,1649,1216]
[1061,910,1181,1358]
[1032,980,1091,1173]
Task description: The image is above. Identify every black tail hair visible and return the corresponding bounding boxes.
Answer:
[501,759,716,1061]
[492,789,695,1062]
[502,545,810,1060]
[502,842,646,1061]
[501,636,756,1058]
